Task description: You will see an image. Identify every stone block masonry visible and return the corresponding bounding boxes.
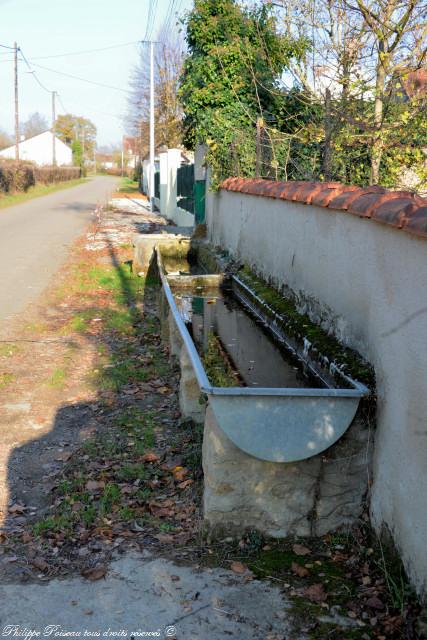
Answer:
[203,405,371,538]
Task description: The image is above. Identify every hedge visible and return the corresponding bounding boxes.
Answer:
[0,162,81,194]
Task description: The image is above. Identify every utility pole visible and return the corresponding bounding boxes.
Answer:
[52,91,57,166]
[14,42,19,161]
[149,40,155,210]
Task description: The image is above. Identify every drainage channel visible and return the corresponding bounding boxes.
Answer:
[158,247,370,463]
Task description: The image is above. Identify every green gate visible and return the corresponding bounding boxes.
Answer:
[177,164,206,224]
[194,180,206,224]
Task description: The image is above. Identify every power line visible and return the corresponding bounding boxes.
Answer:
[19,47,54,93]
[0,42,15,50]
[28,40,142,61]
[147,0,159,40]
[164,0,177,32]
[143,0,154,41]
[29,61,131,94]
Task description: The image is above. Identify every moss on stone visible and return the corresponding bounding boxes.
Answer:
[239,266,375,389]
[202,332,239,387]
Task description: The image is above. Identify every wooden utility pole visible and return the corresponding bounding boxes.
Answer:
[52,91,57,166]
[14,42,19,161]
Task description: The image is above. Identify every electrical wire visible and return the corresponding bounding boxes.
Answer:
[147,0,159,40]
[28,41,142,61]
[19,47,54,93]
[28,61,131,94]
[143,0,154,41]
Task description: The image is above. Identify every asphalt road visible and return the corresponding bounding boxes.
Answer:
[0,176,117,329]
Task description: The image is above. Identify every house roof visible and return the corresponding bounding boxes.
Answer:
[401,68,427,100]
[0,130,71,154]
[123,136,139,155]
[392,68,427,101]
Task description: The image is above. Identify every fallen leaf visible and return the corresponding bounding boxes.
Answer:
[291,562,310,578]
[81,565,107,581]
[142,452,158,463]
[153,533,174,544]
[365,596,384,610]
[293,544,311,556]
[55,451,72,462]
[303,583,327,603]
[22,532,32,543]
[230,561,248,574]
[86,480,105,492]
[177,479,193,490]
[9,503,25,514]
[152,507,174,518]
[173,467,189,482]
[31,557,49,572]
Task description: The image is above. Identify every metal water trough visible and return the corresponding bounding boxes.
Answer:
[157,250,369,463]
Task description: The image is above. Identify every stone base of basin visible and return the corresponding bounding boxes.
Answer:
[179,345,206,423]
[203,404,371,538]
[133,234,190,275]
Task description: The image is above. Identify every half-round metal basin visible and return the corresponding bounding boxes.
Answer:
[208,392,360,462]
[157,247,369,463]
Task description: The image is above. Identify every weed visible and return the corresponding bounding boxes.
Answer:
[118,463,146,482]
[33,514,73,536]
[95,354,149,392]
[136,487,152,502]
[47,367,67,389]
[78,505,97,527]
[100,483,121,514]
[0,372,15,389]
[82,440,98,457]
[119,506,135,520]
[0,343,19,357]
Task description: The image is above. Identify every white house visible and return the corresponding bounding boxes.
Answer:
[0,130,72,166]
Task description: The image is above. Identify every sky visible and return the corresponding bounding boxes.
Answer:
[0,0,192,147]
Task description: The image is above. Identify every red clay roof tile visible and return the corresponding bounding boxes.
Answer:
[403,206,427,238]
[220,178,427,240]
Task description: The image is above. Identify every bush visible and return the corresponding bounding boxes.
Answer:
[0,161,81,194]
[0,162,35,193]
[33,166,81,184]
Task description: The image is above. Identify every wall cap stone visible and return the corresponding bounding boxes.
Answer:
[220,177,427,240]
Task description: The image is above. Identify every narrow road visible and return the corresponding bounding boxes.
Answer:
[0,176,117,328]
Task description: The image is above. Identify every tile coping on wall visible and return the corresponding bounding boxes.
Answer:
[220,177,427,240]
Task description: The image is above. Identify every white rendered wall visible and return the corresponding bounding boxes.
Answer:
[206,186,427,597]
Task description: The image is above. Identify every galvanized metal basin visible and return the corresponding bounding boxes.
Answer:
[157,249,369,463]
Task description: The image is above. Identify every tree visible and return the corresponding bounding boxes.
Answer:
[0,129,12,150]
[127,25,185,157]
[350,0,427,184]
[275,0,427,188]
[22,112,48,139]
[55,114,97,161]
[179,0,308,182]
